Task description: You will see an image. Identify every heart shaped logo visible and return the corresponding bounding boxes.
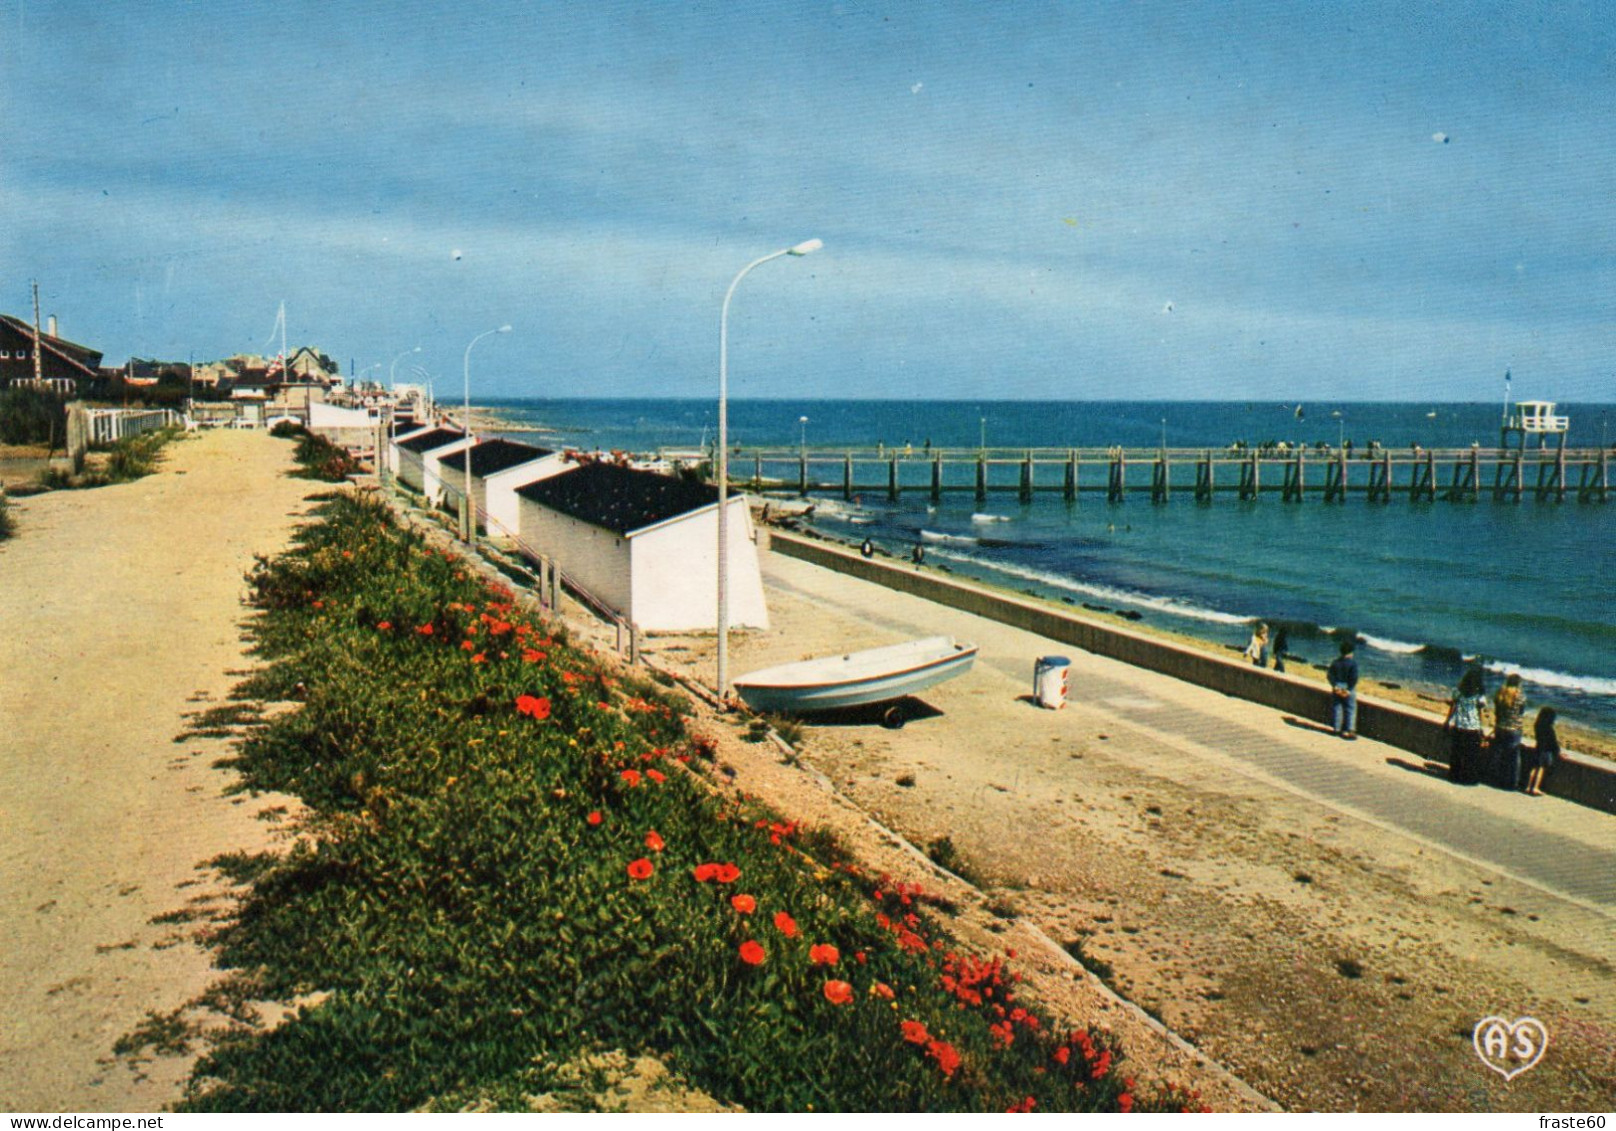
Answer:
[1472,1015,1548,1081]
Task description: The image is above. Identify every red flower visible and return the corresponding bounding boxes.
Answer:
[644,830,665,852]
[1053,1046,1070,1066]
[470,652,487,664]
[416,624,434,635]
[586,810,603,826]
[927,1039,962,1078]
[515,694,551,720]
[871,982,895,1000]
[730,894,756,914]
[627,858,654,880]
[714,863,741,884]
[620,769,642,787]
[773,911,799,938]
[822,980,853,1005]
[809,943,840,966]
[522,648,546,663]
[901,1020,931,1045]
[739,940,766,966]
[461,639,476,652]
[693,863,718,883]
[376,621,392,631]
[1118,1095,1133,1114]
[645,768,666,784]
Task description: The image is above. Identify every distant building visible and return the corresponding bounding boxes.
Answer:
[0,314,103,392]
[514,462,769,632]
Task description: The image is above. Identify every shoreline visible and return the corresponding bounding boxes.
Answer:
[780,517,1616,767]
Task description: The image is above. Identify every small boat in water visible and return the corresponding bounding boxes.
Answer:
[733,636,978,722]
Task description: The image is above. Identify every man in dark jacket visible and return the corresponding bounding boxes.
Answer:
[1327,638,1360,739]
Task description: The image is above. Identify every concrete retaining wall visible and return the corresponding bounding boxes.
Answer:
[769,530,1616,816]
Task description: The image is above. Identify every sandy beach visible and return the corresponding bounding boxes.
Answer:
[0,430,312,1110]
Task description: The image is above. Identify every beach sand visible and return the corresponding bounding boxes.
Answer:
[628,548,1616,1112]
[0,429,313,1110]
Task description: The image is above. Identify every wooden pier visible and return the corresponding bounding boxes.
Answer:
[726,446,1612,504]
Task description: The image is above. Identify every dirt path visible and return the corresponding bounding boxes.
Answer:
[639,550,1616,1113]
[0,430,315,1111]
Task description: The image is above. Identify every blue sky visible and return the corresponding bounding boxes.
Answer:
[3,1,1612,401]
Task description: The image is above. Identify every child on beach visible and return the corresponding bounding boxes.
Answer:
[1525,707,1559,796]
[1326,638,1359,739]
[1245,623,1270,668]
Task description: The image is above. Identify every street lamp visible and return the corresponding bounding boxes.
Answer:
[1160,416,1167,453]
[1332,409,1344,449]
[462,325,512,546]
[717,237,821,700]
[799,415,809,458]
[980,416,986,452]
[389,346,421,392]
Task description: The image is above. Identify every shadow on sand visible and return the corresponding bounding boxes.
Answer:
[801,696,944,730]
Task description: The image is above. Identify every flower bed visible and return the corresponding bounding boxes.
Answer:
[168,491,1196,1112]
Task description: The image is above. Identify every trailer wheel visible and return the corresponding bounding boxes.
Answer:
[882,704,906,729]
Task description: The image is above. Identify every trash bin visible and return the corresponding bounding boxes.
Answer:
[1033,655,1070,709]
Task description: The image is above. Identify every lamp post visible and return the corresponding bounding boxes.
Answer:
[1332,410,1344,449]
[389,346,421,392]
[799,415,809,458]
[462,325,512,546]
[1160,416,1167,454]
[979,416,986,453]
[717,238,822,701]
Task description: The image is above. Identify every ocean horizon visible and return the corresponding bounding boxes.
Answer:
[482,397,1616,733]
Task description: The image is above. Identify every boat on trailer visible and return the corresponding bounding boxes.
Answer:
[732,636,978,725]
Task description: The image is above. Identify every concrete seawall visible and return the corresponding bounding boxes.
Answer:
[767,529,1616,817]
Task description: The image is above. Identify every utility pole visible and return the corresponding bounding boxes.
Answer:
[31,280,43,386]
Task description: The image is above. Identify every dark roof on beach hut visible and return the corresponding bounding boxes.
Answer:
[464,438,554,477]
[515,463,719,536]
[397,427,465,453]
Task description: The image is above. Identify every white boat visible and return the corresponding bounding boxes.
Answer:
[733,636,978,721]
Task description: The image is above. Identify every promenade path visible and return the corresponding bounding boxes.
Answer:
[756,550,1616,914]
[678,548,1616,1110]
[0,430,312,1111]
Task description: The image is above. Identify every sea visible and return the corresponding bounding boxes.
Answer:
[482,398,1616,732]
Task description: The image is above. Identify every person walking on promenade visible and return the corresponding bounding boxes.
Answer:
[860,537,874,559]
[1443,666,1489,785]
[1490,673,1527,790]
[911,542,925,569]
[1245,622,1270,668]
[1272,627,1290,673]
[1524,706,1559,797]
[1327,638,1359,739]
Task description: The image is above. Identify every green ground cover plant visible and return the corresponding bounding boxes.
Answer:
[159,489,1198,1113]
[274,424,362,482]
[0,494,13,540]
[40,427,178,489]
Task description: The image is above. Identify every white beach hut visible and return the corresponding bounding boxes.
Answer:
[420,435,478,506]
[514,462,769,632]
[392,426,465,495]
[436,438,569,540]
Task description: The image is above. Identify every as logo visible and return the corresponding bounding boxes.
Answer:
[1472,1016,1547,1080]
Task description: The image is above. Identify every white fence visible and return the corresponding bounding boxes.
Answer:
[85,408,181,446]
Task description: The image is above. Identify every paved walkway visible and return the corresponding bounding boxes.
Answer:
[761,553,1616,916]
